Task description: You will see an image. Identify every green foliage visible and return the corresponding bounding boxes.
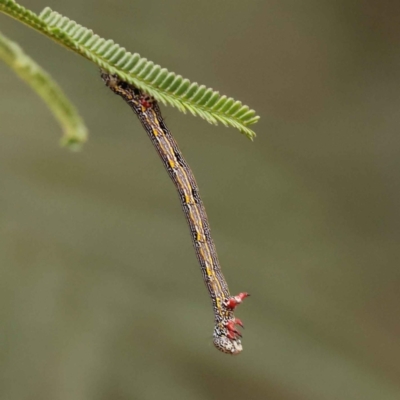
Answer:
[0,30,87,149]
[0,0,259,139]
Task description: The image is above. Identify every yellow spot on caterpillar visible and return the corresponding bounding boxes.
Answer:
[152,127,159,136]
[185,194,192,204]
[216,297,222,309]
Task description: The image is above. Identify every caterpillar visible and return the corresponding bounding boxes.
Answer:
[101,72,249,354]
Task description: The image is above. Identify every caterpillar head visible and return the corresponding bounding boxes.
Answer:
[213,335,243,355]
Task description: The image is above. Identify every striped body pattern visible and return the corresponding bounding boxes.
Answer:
[101,72,249,354]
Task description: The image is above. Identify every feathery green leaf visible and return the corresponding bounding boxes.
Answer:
[0,0,260,139]
[0,29,87,149]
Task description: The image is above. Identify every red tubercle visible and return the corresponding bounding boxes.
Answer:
[227,330,238,340]
[225,292,250,310]
[226,319,244,340]
[234,318,244,328]
[140,98,152,109]
[226,321,242,334]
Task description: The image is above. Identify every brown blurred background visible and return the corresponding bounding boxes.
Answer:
[1,1,400,399]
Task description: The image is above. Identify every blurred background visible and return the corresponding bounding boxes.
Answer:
[1,1,400,399]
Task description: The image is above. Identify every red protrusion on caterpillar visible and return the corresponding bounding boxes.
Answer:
[226,330,236,340]
[140,98,152,109]
[234,318,244,328]
[225,292,250,310]
[226,329,241,340]
[226,320,243,338]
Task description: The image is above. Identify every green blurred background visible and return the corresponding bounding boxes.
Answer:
[1,1,400,399]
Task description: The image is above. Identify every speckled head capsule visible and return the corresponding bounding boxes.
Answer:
[213,336,243,355]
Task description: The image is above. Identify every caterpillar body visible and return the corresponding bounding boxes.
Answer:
[101,72,249,354]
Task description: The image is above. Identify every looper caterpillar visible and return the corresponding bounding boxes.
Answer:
[101,72,249,354]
